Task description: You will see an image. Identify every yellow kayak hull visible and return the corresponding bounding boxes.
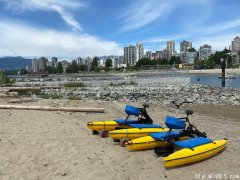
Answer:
[126,136,189,151]
[163,139,228,168]
[87,121,130,131]
[108,128,168,140]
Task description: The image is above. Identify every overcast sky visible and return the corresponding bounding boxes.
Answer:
[0,0,240,58]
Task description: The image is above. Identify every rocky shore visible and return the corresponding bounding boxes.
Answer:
[9,73,240,106]
[41,83,240,106]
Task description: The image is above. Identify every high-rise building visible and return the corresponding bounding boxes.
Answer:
[118,56,124,64]
[31,57,48,72]
[136,43,144,61]
[146,51,153,59]
[76,57,84,64]
[32,58,38,72]
[180,40,192,53]
[124,43,144,66]
[166,41,175,56]
[231,36,240,53]
[158,50,170,60]
[199,44,212,61]
[51,57,58,67]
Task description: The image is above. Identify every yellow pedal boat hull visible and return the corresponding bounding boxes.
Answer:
[108,128,168,140]
[163,139,228,168]
[126,136,189,151]
[87,121,131,131]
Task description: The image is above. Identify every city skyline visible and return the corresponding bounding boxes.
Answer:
[0,0,240,58]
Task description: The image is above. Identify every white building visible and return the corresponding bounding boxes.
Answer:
[136,43,144,61]
[146,51,153,59]
[231,36,240,53]
[166,41,175,56]
[124,43,144,66]
[181,52,197,64]
[199,44,212,61]
[31,57,48,72]
[180,40,192,53]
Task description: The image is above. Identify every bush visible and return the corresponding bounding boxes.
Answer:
[0,70,15,86]
[68,96,82,100]
[231,64,240,69]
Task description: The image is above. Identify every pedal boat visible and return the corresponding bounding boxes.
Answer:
[163,137,227,168]
[125,115,191,151]
[108,123,168,140]
[87,105,155,137]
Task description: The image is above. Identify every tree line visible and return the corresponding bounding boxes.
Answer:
[21,48,238,74]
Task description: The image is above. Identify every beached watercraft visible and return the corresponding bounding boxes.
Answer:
[108,124,168,141]
[142,110,227,168]
[110,100,193,146]
[163,138,227,168]
[87,104,154,137]
[126,133,189,151]
[125,111,198,151]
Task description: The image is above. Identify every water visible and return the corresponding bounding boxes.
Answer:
[190,74,240,88]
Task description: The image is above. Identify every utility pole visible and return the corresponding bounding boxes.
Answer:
[221,58,225,87]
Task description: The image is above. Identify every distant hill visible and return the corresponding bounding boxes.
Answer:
[0,56,32,70]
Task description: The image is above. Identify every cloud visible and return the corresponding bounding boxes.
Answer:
[120,0,209,31]
[0,21,122,58]
[120,0,174,31]
[144,18,240,50]
[0,0,85,31]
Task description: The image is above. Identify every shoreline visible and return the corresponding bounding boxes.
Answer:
[189,68,240,75]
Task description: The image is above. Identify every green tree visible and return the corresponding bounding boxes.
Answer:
[188,47,197,52]
[135,58,157,68]
[169,56,182,65]
[105,59,112,68]
[158,58,168,65]
[66,61,79,73]
[91,57,99,72]
[79,64,87,72]
[56,62,63,73]
[206,59,216,69]
[207,49,232,68]
[20,68,28,75]
[0,70,15,86]
[223,47,230,54]
[44,66,57,74]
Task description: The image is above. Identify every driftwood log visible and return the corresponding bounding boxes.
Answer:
[0,105,104,113]
[0,87,41,93]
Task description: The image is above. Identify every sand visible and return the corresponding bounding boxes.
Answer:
[0,98,239,180]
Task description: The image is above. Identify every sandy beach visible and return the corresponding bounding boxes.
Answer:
[0,98,239,180]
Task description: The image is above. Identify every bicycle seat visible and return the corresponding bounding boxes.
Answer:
[143,103,149,108]
[185,109,193,116]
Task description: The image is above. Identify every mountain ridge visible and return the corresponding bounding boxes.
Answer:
[0,56,32,70]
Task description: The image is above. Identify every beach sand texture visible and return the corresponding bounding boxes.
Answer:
[0,98,239,180]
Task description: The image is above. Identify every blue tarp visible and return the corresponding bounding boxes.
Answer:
[174,137,213,148]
